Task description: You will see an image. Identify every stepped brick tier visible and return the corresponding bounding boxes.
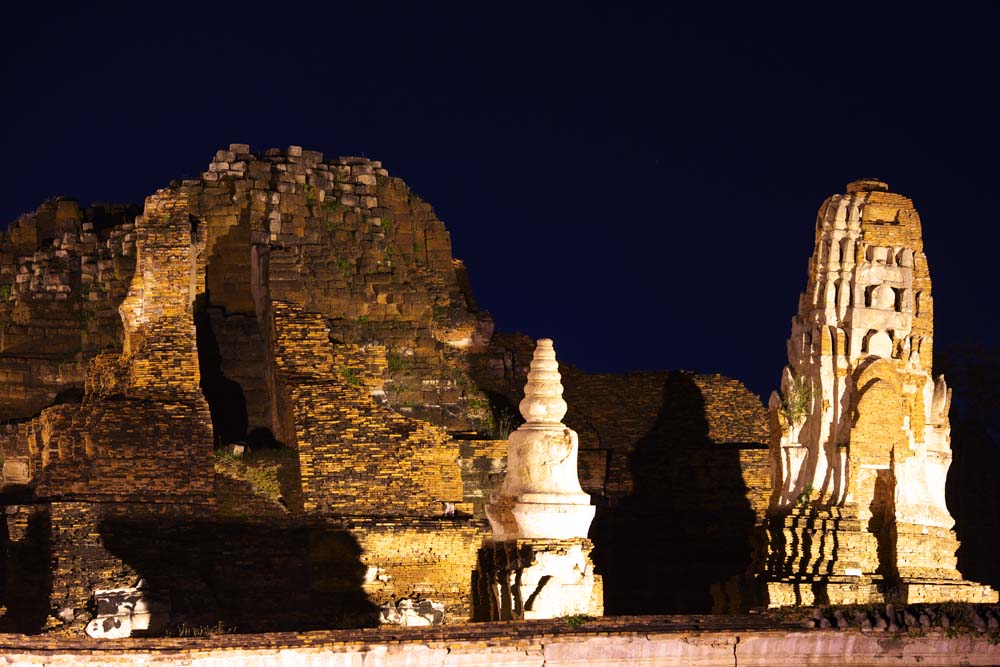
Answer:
[478,339,602,621]
[751,179,996,607]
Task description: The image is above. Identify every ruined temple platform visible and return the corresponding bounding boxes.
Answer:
[3,614,1000,666]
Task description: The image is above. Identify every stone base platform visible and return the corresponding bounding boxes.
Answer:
[765,575,884,607]
[761,573,996,608]
[900,579,998,605]
[745,504,999,608]
[4,614,1000,666]
[474,538,603,621]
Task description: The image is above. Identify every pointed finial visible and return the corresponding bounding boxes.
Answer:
[519,338,568,425]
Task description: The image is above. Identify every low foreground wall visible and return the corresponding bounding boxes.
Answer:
[2,615,1000,666]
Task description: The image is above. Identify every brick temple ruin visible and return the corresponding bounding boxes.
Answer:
[0,148,995,640]
[722,179,997,610]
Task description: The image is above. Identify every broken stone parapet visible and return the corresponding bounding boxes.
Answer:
[485,339,595,540]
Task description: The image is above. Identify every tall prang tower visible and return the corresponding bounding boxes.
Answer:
[760,179,996,606]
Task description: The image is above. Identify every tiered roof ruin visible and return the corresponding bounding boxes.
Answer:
[750,179,995,606]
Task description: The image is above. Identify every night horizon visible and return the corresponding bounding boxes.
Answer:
[3,4,999,400]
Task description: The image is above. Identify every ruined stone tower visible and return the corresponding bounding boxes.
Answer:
[760,179,996,606]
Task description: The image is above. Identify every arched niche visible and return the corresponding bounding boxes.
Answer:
[848,358,906,549]
[864,330,893,359]
[824,280,837,309]
[841,237,855,265]
[874,284,895,310]
[835,279,848,310]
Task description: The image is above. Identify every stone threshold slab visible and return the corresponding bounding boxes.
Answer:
[1,616,1000,666]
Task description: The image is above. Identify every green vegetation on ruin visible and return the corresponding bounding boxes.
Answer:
[780,375,813,426]
[214,447,299,508]
[387,352,407,372]
[341,366,361,386]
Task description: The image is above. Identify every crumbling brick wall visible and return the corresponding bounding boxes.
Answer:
[0,199,137,420]
[43,501,485,634]
[28,401,213,502]
[184,145,493,438]
[457,438,507,519]
[266,300,464,516]
[15,190,214,504]
[0,145,495,438]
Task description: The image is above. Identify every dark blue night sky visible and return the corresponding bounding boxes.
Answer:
[2,3,997,400]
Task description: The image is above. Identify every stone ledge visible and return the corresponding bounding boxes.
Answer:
[2,618,1000,666]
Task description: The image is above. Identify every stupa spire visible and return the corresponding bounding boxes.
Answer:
[476,338,603,621]
[486,339,593,538]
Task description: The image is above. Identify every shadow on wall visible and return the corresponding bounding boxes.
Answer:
[98,519,379,634]
[194,302,248,447]
[940,343,1000,590]
[0,507,52,633]
[590,373,757,614]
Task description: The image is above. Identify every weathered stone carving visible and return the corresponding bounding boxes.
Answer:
[476,538,603,621]
[478,339,602,620]
[759,179,996,606]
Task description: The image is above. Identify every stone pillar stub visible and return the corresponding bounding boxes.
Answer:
[476,538,603,621]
